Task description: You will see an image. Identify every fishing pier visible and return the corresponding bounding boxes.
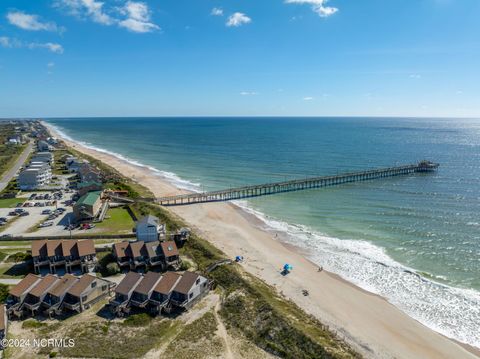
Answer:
[157,161,439,206]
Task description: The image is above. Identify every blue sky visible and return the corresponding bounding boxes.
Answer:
[0,0,479,118]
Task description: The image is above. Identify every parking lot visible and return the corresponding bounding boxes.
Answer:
[0,190,78,237]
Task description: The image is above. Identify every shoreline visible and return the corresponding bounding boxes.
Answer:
[44,121,480,359]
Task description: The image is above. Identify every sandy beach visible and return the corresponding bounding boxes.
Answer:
[45,123,479,359]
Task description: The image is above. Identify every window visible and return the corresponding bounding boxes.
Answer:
[91,281,97,288]
[101,285,107,291]
[196,279,200,285]
[82,295,87,302]
[189,293,193,299]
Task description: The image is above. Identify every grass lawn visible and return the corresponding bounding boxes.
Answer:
[0,197,25,208]
[95,207,135,234]
[0,143,26,179]
[0,240,31,247]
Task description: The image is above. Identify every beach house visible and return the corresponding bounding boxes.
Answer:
[73,191,104,221]
[62,274,114,313]
[8,274,114,318]
[7,135,22,145]
[22,274,60,316]
[170,227,190,248]
[78,164,102,183]
[169,271,209,310]
[158,241,180,270]
[130,271,163,309]
[31,151,54,164]
[6,274,42,318]
[66,157,86,173]
[149,271,181,314]
[110,272,143,315]
[37,140,50,151]
[42,274,78,316]
[77,181,103,196]
[31,239,97,274]
[135,215,166,242]
[110,271,208,316]
[112,240,180,270]
[18,163,52,190]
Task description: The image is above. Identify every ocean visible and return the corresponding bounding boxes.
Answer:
[46,117,480,348]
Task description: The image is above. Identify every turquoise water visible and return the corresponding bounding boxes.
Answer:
[47,117,480,347]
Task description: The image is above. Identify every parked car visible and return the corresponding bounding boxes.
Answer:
[39,221,53,228]
[0,217,7,222]
[19,211,30,217]
[14,208,25,214]
[42,209,52,215]
[8,211,17,216]
[82,223,95,230]
[29,194,36,200]
[1,234,12,239]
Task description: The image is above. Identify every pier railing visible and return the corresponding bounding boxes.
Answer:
[157,161,439,206]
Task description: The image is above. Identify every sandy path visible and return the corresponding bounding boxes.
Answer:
[214,300,234,359]
[45,122,479,359]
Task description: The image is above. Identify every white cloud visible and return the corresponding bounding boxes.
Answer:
[240,91,258,96]
[28,42,64,54]
[211,8,223,16]
[118,1,160,33]
[56,0,159,33]
[55,0,114,25]
[303,96,314,101]
[0,37,11,48]
[226,12,251,27]
[285,0,338,18]
[409,74,421,79]
[6,11,61,32]
[0,36,63,54]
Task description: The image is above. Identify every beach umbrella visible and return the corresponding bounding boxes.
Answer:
[235,256,243,262]
[283,263,293,271]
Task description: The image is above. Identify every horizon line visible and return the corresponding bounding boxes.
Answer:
[2,115,480,120]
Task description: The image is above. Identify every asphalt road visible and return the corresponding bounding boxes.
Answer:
[0,141,34,192]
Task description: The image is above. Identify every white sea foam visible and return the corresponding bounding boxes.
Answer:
[48,121,480,349]
[234,199,480,349]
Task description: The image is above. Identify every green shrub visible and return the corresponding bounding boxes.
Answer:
[22,319,47,329]
[106,262,120,276]
[7,252,32,263]
[0,284,8,303]
[122,313,152,327]
[179,260,191,271]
